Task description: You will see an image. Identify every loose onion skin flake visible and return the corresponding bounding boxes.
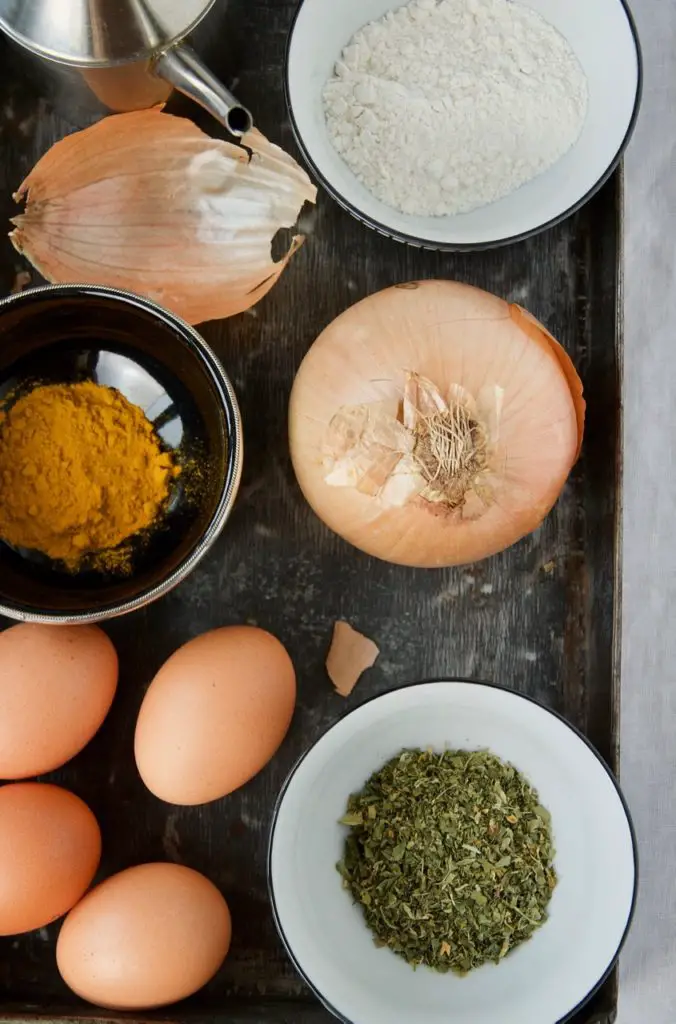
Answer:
[10,110,317,326]
[326,621,380,697]
[289,281,585,568]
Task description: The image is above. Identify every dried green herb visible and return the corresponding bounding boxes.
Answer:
[337,748,556,975]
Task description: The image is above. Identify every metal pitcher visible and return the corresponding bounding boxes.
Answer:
[0,0,252,135]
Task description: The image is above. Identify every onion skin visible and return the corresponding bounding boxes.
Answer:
[509,304,585,461]
[9,110,317,326]
[289,280,585,569]
[326,621,380,697]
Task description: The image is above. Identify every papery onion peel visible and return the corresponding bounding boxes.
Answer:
[9,109,317,325]
[289,280,585,568]
[326,621,380,697]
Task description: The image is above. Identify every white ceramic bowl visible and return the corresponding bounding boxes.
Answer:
[285,0,642,249]
[269,680,636,1024]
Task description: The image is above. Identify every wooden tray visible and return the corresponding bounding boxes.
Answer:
[0,2,623,1022]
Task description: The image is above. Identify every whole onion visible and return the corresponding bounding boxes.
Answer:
[289,280,585,568]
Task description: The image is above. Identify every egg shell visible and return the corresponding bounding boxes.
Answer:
[56,862,232,1010]
[0,782,101,935]
[134,625,296,806]
[0,623,118,779]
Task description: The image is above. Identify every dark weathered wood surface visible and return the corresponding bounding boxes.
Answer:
[0,1,622,1022]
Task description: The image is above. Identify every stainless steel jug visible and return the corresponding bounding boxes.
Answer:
[0,0,252,135]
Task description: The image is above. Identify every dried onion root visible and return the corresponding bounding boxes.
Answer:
[9,110,317,325]
[289,280,585,568]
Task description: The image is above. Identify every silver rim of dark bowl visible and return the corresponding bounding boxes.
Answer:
[0,283,244,625]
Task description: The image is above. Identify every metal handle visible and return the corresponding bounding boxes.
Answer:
[154,44,253,138]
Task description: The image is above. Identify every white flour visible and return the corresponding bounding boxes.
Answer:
[323,0,588,217]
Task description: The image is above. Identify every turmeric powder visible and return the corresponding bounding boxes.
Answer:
[0,381,180,569]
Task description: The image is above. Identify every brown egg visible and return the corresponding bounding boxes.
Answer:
[0,782,101,935]
[0,623,118,779]
[134,625,296,806]
[56,863,232,1010]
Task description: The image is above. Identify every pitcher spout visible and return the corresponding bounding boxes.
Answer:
[154,44,253,137]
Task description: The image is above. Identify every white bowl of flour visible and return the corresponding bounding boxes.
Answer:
[285,0,641,248]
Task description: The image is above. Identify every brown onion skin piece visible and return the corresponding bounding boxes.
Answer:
[326,621,380,697]
[9,111,316,325]
[509,303,585,460]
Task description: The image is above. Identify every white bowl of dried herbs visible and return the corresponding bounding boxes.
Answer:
[268,679,636,1024]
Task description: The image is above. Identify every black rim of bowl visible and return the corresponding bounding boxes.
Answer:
[284,0,644,252]
[0,283,243,625]
[268,677,639,1024]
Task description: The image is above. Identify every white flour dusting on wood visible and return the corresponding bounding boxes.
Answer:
[323,0,588,217]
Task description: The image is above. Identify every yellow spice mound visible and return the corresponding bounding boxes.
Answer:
[0,380,179,568]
